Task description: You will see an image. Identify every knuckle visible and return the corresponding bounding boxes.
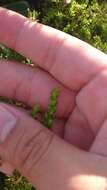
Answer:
[11,65,36,104]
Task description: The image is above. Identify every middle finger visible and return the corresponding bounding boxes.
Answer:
[0,59,75,118]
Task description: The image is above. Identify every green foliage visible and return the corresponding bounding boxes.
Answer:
[41,0,107,53]
[28,9,38,21]
[4,171,36,190]
[31,104,41,119]
[43,88,60,128]
[31,88,60,128]
[0,44,33,65]
[0,1,107,190]
[0,45,25,62]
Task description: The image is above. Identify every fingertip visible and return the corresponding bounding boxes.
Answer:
[0,163,14,176]
[0,7,27,49]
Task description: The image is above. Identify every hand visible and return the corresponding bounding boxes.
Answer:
[0,7,107,190]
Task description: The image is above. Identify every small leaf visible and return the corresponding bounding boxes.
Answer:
[31,104,41,119]
[43,88,60,128]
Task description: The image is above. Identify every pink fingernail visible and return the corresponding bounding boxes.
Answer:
[0,105,17,142]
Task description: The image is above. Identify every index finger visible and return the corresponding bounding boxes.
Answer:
[0,7,107,91]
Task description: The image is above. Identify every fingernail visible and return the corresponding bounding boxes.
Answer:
[0,105,17,142]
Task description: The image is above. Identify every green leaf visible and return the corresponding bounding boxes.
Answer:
[43,88,60,128]
[31,104,41,119]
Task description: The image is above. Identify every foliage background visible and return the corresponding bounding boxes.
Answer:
[0,0,107,189]
[0,0,107,53]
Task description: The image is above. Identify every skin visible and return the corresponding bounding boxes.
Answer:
[0,7,107,190]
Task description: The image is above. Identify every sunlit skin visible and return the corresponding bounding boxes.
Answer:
[0,7,107,190]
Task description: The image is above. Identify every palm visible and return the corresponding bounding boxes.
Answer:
[57,75,107,151]
[0,8,107,152]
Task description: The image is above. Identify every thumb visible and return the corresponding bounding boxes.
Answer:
[90,119,107,156]
[0,103,104,190]
[0,103,76,190]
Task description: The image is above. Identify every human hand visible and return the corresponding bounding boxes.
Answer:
[0,7,107,190]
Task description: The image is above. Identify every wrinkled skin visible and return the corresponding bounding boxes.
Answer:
[0,7,107,190]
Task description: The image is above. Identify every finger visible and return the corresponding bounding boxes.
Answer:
[0,163,14,175]
[90,119,107,156]
[0,103,77,189]
[0,103,105,190]
[64,107,94,150]
[0,8,107,91]
[52,118,66,138]
[64,69,107,150]
[0,60,75,118]
[0,106,65,175]
[77,70,107,138]
[36,112,66,138]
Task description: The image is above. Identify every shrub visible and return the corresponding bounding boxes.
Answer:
[41,0,107,53]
